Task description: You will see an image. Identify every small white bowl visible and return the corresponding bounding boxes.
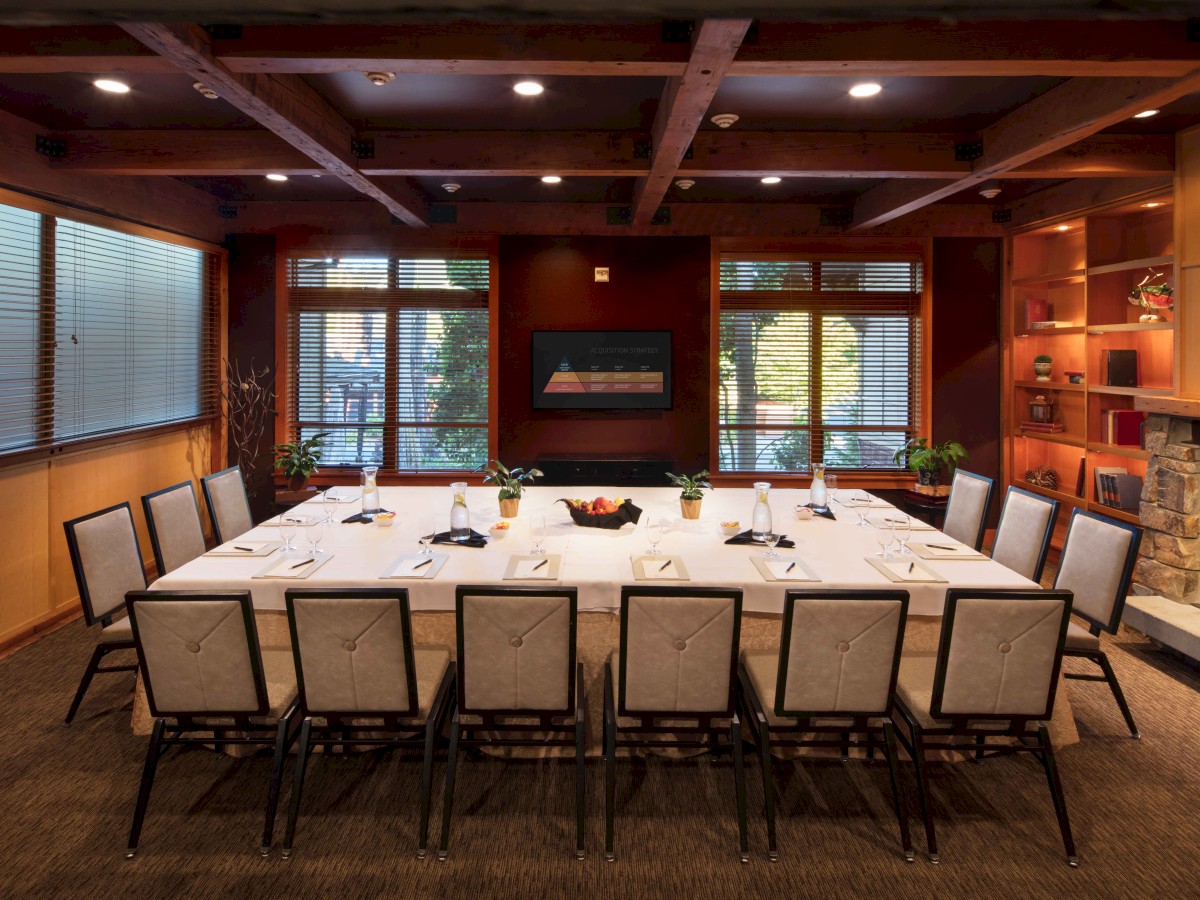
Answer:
[489,526,511,540]
[794,506,814,521]
[720,522,742,536]
[375,513,396,527]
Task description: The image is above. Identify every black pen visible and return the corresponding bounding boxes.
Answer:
[785,562,796,573]
[908,562,915,573]
[290,558,315,570]
[412,558,433,570]
[658,559,672,572]
[234,546,255,551]
[927,544,958,551]
[532,558,548,571]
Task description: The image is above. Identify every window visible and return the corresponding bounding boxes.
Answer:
[717,254,922,473]
[0,198,219,456]
[287,252,490,471]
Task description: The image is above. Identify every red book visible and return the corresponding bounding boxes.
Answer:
[1112,410,1144,447]
[1024,297,1048,327]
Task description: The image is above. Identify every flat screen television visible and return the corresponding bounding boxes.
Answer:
[531,330,672,410]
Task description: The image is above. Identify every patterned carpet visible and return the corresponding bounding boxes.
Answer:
[1,616,1197,899]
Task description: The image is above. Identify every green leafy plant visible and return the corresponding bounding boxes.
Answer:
[481,459,543,500]
[892,438,968,476]
[666,469,713,501]
[1034,354,1052,365]
[272,432,330,479]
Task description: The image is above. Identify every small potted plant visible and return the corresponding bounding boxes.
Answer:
[1033,354,1053,381]
[892,438,968,488]
[666,469,713,519]
[272,432,330,491]
[482,459,543,517]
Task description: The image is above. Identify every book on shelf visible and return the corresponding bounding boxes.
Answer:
[1019,421,1066,433]
[1029,320,1074,330]
[1094,466,1126,505]
[1112,474,1143,511]
[1104,349,1139,387]
[1074,457,1086,498]
[1101,409,1145,446]
[1025,298,1048,325]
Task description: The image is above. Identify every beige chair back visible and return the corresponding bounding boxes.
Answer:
[776,590,908,717]
[619,587,742,715]
[287,590,416,716]
[142,481,207,576]
[456,586,576,714]
[127,591,268,717]
[942,469,994,550]
[932,590,1071,721]
[1053,509,1141,634]
[201,466,253,544]
[64,502,148,624]
[990,487,1059,582]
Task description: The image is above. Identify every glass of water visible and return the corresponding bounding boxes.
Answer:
[279,515,301,553]
[874,519,895,559]
[892,514,913,555]
[530,515,546,556]
[762,531,781,558]
[305,518,326,556]
[322,489,339,524]
[645,516,664,556]
[825,473,839,506]
[854,492,872,527]
[418,513,435,557]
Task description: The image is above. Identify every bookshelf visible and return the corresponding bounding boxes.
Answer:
[1005,191,1174,548]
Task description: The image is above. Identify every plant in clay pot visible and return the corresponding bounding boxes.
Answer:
[892,438,968,488]
[272,432,330,491]
[481,459,543,517]
[1033,354,1053,381]
[666,469,713,519]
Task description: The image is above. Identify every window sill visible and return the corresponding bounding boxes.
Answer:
[0,417,216,471]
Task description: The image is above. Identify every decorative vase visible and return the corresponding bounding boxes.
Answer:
[287,473,308,492]
[499,496,520,518]
[1033,361,1052,381]
[680,498,702,519]
[916,466,940,487]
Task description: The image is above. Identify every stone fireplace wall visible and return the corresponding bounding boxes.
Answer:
[1135,414,1200,604]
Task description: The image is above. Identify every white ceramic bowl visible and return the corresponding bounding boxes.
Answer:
[720,521,742,536]
[375,513,396,527]
[489,526,511,539]
[794,505,814,521]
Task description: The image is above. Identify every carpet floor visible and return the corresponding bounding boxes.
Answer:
[1,617,1198,899]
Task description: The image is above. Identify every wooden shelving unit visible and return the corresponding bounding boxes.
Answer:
[1004,192,1174,549]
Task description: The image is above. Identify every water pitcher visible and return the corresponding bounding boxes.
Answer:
[450,481,471,542]
[751,481,773,541]
[360,466,380,519]
[810,463,828,509]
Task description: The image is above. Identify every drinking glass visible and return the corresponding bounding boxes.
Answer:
[530,515,546,556]
[646,516,664,556]
[874,519,895,559]
[892,514,913,555]
[322,489,339,524]
[417,513,435,557]
[305,518,326,556]
[825,473,839,506]
[762,531,781,558]
[854,492,871,527]
[279,515,300,553]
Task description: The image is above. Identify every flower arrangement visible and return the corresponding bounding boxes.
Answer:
[1128,269,1173,322]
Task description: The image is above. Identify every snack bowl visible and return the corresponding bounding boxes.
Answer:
[489,522,511,539]
[375,512,396,527]
[793,505,814,521]
[720,520,741,536]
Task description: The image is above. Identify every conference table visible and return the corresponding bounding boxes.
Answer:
[140,484,1077,750]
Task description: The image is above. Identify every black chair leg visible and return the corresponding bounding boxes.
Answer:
[758,722,778,861]
[417,717,438,859]
[575,664,586,861]
[974,733,986,761]
[436,713,462,861]
[731,714,749,864]
[260,715,293,857]
[882,720,914,862]
[604,668,617,862]
[908,728,939,863]
[65,644,106,725]
[282,719,314,860]
[1038,724,1078,866]
[1096,651,1139,739]
[126,718,166,858]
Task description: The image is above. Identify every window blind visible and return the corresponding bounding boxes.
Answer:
[718,254,922,474]
[287,253,490,472]
[0,200,220,456]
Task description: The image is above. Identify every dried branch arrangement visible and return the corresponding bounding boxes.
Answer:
[219,359,275,501]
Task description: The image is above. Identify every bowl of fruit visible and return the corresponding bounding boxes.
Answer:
[720,520,741,536]
[488,521,511,540]
[559,496,643,529]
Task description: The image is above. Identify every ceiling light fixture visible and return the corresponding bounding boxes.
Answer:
[94,79,130,94]
[1142,201,1164,208]
[266,173,289,182]
[675,179,696,190]
[192,82,219,100]
[363,71,396,86]
[1133,109,1159,119]
[978,185,1002,200]
[710,113,739,129]
[849,82,882,98]
[514,81,544,96]
[442,183,461,193]
[541,175,562,184]
[761,176,782,185]
[1056,224,1070,232]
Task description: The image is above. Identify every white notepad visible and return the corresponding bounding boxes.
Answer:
[911,543,987,560]
[204,541,277,558]
[253,553,333,579]
[869,515,936,531]
[631,556,690,581]
[867,557,946,584]
[503,555,562,580]
[752,557,820,582]
[380,554,447,579]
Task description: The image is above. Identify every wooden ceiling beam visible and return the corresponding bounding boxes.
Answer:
[117,22,428,228]
[850,70,1200,232]
[631,18,751,227]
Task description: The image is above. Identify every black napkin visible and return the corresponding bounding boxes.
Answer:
[431,528,489,548]
[724,530,796,549]
[801,504,837,521]
[341,510,394,524]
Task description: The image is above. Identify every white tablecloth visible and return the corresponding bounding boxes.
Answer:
[153,485,1034,616]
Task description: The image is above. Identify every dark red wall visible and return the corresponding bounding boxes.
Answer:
[497,236,711,473]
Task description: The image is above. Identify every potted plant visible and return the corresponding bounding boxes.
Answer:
[1033,354,1053,381]
[666,469,713,519]
[892,438,968,488]
[482,459,543,517]
[272,432,330,491]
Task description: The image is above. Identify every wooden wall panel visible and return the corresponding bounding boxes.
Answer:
[0,463,50,640]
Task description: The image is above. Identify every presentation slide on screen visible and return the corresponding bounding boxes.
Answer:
[531,331,671,409]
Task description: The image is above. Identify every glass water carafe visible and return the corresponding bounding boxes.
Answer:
[360,466,380,519]
[751,481,773,541]
[450,481,470,541]
[810,463,828,509]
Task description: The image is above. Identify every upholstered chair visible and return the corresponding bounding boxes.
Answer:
[62,502,145,724]
[605,586,747,863]
[141,480,207,577]
[439,585,584,861]
[282,589,454,859]
[892,589,1076,865]
[123,590,300,858]
[990,486,1060,582]
[200,466,254,544]
[941,469,994,550]
[739,589,911,861]
[1053,508,1143,737]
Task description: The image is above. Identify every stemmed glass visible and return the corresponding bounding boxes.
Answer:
[891,514,913,555]
[322,489,339,524]
[530,515,546,556]
[645,516,664,556]
[305,518,326,557]
[825,473,839,507]
[853,492,872,527]
[279,515,301,553]
[762,531,781,558]
[417,513,435,557]
[874,519,895,559]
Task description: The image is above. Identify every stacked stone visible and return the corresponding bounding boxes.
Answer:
[1135,414,1200,604]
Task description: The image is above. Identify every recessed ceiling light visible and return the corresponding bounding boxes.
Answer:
[1056,225,1070,232]
[1142,201,1164,208]
[94,79,130,94]
[1133,109,1159,119]
[363,71,396,86]
[710,113,739,129]
[849,82,882,98]
[675,179,696,190]
[514,81,544,96]
[761,176,782,185]
[442,183,461,193]
[541,175,562,184]
[266,173,289,182]
[192,82,219,100]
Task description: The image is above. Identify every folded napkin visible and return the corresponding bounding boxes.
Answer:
[800,504,837,520]
[432,528,489,548]
[724,530,796,549]
[341,510,395,524]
